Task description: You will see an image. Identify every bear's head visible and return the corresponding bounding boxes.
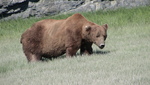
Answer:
[82,24,108,49]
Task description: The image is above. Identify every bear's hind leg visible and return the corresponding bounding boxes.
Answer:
[25,52,42,62]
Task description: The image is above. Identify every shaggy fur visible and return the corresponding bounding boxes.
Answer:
[20,13,108,62]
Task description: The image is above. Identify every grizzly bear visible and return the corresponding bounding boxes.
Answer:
[20,13,108,62]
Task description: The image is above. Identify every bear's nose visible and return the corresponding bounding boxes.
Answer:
[99,44,105,49]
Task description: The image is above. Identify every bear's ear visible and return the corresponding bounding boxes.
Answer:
[85,26,91,31]
[103,24,108,30]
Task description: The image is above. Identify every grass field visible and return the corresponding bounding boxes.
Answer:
[0,6,150,85]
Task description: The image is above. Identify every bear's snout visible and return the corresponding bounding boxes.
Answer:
[99,43,105,49]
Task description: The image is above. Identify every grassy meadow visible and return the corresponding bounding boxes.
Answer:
[0,6,150,85]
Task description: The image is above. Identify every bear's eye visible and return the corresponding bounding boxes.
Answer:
[104,35,107,40]
[96,34,100,38]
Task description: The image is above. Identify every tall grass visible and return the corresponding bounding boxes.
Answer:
[0,6,150,85]
[1,6,149,38]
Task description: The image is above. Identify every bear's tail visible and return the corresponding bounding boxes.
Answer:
[20,37,22,44]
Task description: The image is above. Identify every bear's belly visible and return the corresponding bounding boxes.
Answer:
[42,49,66,58]
[42,43,66,58]
[42,30,66,58]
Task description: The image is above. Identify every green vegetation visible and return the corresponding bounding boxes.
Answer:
[0,6,150,85]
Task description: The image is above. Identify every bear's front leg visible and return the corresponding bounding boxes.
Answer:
[66,47,78,57]
[80,45,93,55]
[80,41,93,55]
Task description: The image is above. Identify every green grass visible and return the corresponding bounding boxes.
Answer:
[0,6,150,85]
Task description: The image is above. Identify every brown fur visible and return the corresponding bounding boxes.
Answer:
[20,13,108,62]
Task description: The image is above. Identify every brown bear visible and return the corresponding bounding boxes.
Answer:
[20,13,108,62]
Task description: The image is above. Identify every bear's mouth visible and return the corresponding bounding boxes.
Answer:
[99,44,105,49]
[94,42,105,49]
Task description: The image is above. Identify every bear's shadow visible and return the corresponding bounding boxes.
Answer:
[93,50,110,55]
